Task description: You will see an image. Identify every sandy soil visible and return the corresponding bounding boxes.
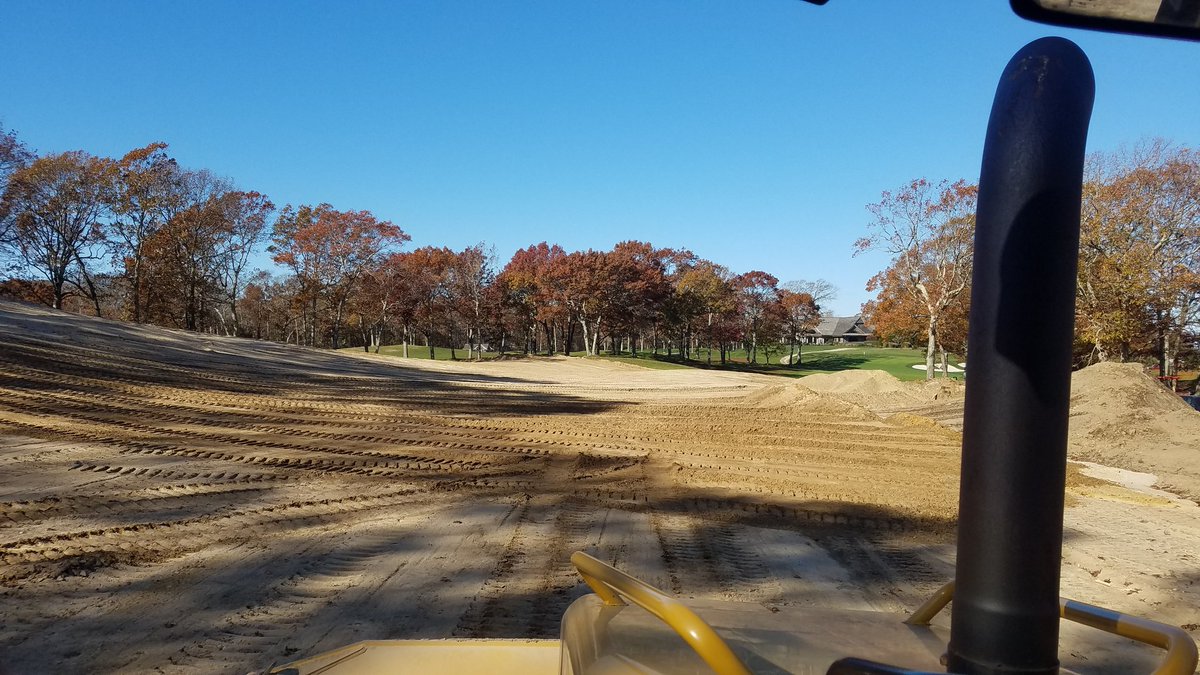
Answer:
[0,301,1196,673]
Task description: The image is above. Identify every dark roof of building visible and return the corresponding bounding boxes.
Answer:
[809,314,872,337]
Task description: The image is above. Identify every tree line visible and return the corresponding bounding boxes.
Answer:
[860,140,1199,383]
[0,128,827,363]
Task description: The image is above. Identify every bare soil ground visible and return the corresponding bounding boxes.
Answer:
[1,301,1197,673]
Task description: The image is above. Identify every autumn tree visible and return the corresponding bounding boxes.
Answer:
[211,191,274,334]
[1,151,115,311]
[110,143,181,322]
[778,289,820,366]
[557,250,609,356]
[137,170,235,330]
[404,246,456,358]
[604,241,671,355]
[0,126,35,247]
[862,266,925,348]
[1076,142,1200,382]
[857,178,976,380]
[351,253,410,352]
[783,278,837,314]
[498,242,567,354]
[238,270,302,342]
[449,243,496,360]
[733,270,779,364]
[673,259,735,363]
[271,203,409,348]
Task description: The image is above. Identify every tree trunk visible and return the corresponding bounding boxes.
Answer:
[924,315,938,381]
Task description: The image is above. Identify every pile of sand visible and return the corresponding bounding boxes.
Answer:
[741,382,879,421]
[797,370,963,410]
[1068,361,1200,500]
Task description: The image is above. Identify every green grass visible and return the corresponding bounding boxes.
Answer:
[340,345,500,360]
[346,342,963,382]
[576,345,963,381]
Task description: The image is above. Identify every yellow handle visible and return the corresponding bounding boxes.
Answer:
[905,581,1198,675]
[571,551,752,675]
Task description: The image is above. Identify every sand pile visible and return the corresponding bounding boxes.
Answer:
[741,383,879,421]
[1068,361,1200,500]
[797,370,963,410]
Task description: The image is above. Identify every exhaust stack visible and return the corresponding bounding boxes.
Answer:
[947,37,1094,675]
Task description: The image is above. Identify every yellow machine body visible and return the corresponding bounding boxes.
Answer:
[274,553,1194,675]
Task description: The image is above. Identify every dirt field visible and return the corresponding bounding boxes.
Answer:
[1,301,1197,674]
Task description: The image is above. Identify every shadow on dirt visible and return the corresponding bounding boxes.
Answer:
[0,339,617,417]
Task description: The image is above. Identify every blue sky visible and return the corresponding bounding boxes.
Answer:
[2,1,1197,315]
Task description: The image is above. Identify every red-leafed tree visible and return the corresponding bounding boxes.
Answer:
[271,203,409,348]
[733,270,779,364]
[555,250,608,356]
[498,242,567,354]
[778,289,820,366]
[604,241,671,355]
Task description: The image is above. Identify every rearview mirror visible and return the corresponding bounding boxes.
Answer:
[1011,0,1200,41]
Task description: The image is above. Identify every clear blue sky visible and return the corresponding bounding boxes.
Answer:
[2,1,1197,315]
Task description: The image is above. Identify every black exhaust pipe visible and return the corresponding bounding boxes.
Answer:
[946,37,1094,675]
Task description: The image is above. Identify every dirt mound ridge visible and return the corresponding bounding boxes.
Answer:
[798,370,908,396]
[1069,361,1200,500]
[741,383,879,420]
[797,370,963,411]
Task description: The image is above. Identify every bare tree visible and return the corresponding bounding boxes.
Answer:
[783,278,837,314]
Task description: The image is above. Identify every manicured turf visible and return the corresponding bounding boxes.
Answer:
[340,345,499,360]
[347,342,963,381]
[579,345,963,381]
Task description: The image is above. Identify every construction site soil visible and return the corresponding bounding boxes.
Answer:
[0,300,1197,673]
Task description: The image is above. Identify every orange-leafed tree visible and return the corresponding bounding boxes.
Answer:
[856,178,976,380]
[110,142,181,323]
[404,246,456,358]
[2,151,115,312]
[555,250,609,356]
[271,204,409,348]
[0,126,35,245]
[1076,142,1199,381]
[212,191,274,335]
[673,258,735,364]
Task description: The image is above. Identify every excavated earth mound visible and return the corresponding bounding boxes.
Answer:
[1068,361,1200,500]
[796,371,965,430]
